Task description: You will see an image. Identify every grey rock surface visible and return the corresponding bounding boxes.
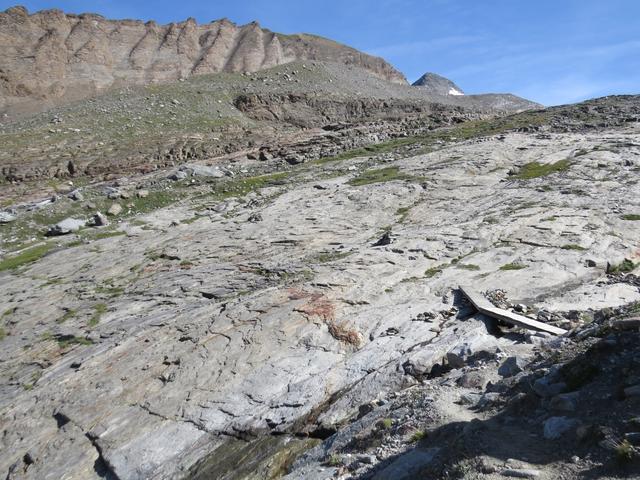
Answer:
[1,112,640,479]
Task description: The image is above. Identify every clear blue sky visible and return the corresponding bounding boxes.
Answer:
[4,0,640,105]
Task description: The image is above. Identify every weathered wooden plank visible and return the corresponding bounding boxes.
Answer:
[459,285,567,336]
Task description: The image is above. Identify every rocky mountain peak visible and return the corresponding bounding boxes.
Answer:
[0,6,407,116]
[413,72,465,96]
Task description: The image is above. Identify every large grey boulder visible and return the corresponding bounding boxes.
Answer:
[180,164,225,178]
[46,218,85,236]
[0,211,16,223]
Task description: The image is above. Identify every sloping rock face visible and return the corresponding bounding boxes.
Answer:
[1,97,639,479]
[413,72,464,96]
[0,6,406,114]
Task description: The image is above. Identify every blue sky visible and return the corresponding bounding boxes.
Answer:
[4,0,640,105]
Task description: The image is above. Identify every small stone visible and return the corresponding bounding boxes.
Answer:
[502,468,540,478]
[169,170,188,181]
[107,204,123,216]
[533,376,566,398]
[550,392,579,412]
[67,190,83,201]
[625,384,640,397]
[136,189,149,198]
[543,416,578,439]
[585,259,597,268]
[120,191,131,199]
[624,432,640,445]
[92,212,109,227]
[499,356,527,378]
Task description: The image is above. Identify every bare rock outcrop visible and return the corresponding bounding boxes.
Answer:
[0,6,406,115]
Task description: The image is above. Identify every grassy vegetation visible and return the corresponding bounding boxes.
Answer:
[425,265,446,278]
[409,430,426,443]
[313,251,352,263]
[396,206,411,222]
[512,160,571,180]
[0,327,6,341]
[348,167,409,186]
[56,309,77,324]
[379,418,393,430]
[561,244,587,251]
[57,335,93,349]
[88,303,108,327]
[455,263,481,271]
[621,214,640,221]
[615,440,636,463]
[211,172,290,200]
[95,283,125,297]
[93,230,127,240]
[499,263,527,271]
[0,244,53,272]
[608,259,636,274]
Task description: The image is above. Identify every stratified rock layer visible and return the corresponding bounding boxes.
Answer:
[0,6,406,114]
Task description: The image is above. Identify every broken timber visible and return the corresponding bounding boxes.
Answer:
[459,285,567,336]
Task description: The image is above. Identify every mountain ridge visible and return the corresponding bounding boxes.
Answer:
[0,5,407,116]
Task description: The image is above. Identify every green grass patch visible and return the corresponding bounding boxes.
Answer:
[348,167,409,186]
[88,303,108,327]
[95,284,125,297]
[499,263,527,271]
[561,244,587,251]
[512,160,571,180]
[621,214,640,221]
[455,263,481,271]
[57,309,77,324]
[409,430,426,443]
[608,259,637,274]
[313,251,352,264]
[379,418,393,430]
[57,335,93,349]
[211,172,291,200]
[0,243,53,272]
[425,265,447,278]
[0,327,6,341]
[93,230,127,240]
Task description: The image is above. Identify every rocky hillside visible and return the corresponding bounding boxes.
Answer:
[0,95,639,480]
[0,6,406,117]
[0,60,539,191]
[413,72,464,96]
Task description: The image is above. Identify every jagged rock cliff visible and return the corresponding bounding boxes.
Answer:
[0,5,406,115]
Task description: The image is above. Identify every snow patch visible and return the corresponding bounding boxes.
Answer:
[448,88,464,96]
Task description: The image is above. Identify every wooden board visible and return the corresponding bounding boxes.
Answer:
[459,285,567,336]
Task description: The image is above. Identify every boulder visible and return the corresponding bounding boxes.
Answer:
[499,356,527,377]
[0,211,16,223]
[180,164,225,178]
[107,204,123,216]
[92,212,109,227]
[543,416,578,439]
[47,218,85,236]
